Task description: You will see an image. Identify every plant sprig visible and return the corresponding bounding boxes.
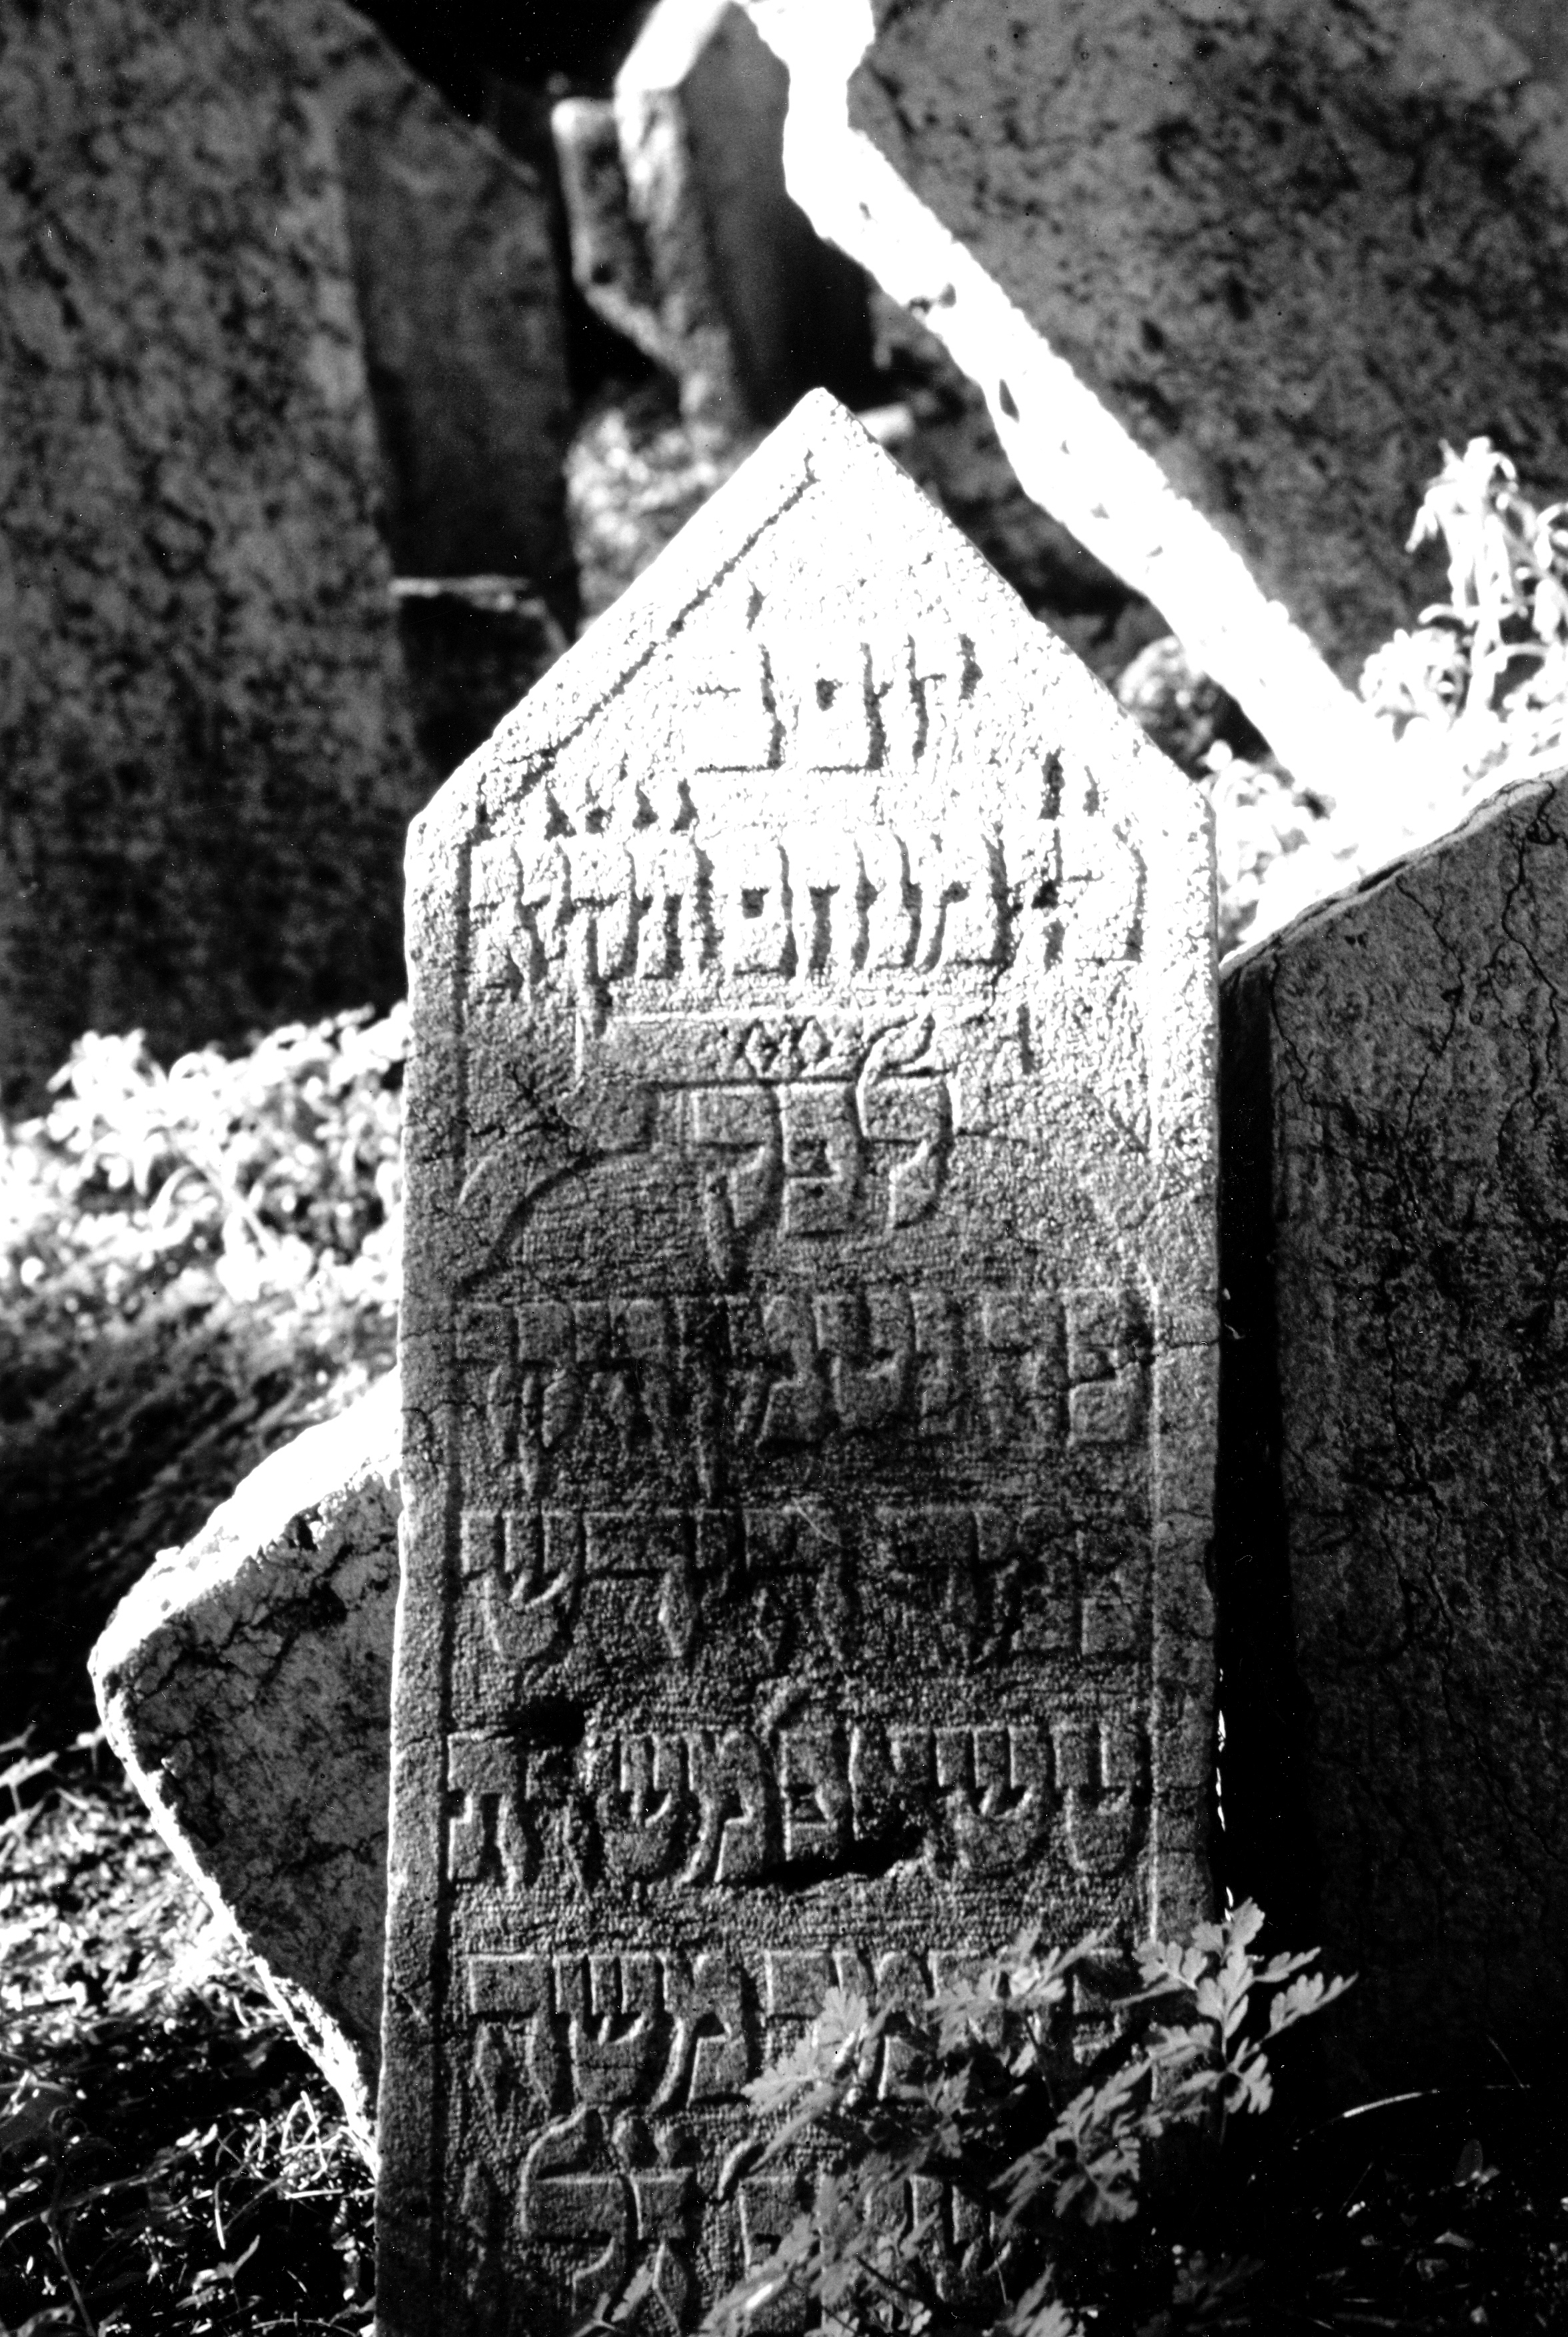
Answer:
[696,1902,1352,2337]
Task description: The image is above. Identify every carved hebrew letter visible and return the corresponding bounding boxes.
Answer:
[630,834,706,980]
[860,1025,952,1231]
[780,1084,862,1237]
[520,2108,630,2318]
[447,1734,532,1886]
[814,1285,914,1436]
[778,1726,851,1866]
[756,1292,827,1444]
[660,1952,750,2104]
[685,1731,776,1884]
[466,1954,560,2112]
[1065,1286,1147,1445]
[461,1507,584,1671]
[912,828,1007,970]
[860,826,916,970]
[710,829,792,976]
[690,1084,781,1274]
[978,1289,1064,1446]
[590,1733,687,1883]
[559,1954,666,2107]
[686,638,777,770]
[935,1724,1048,1875]
[737,2176,809,2333]
[1056,1715,1148,1879]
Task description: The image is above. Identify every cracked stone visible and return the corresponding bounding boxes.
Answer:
[830,0,1568,683]
[91,1372,400,2152]
[0,0,426,1107]
[1219,768,1568,2095]
[379,389,1218,2330]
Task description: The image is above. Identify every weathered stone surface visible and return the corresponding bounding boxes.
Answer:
[622,0,872,425]
[395,579,568,784]
[1219,771,1568,2092]
[868,290,1158,678]
[311,6,575,610]
[554,0,872,435]
[743,0,1389,800]
[379,390,1217,2330]
[0,0,424,1106]
[1487,0,1568,85]
[91,1374,399,2148]
[843,0,1568,684]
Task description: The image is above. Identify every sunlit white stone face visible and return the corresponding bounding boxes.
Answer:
[380,390,1217,2335]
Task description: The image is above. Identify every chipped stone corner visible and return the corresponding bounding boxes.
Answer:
[91,1372,402,2158]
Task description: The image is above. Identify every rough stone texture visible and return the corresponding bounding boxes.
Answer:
[379,390,1217,2332]
[868,291,1160,680]
[554,0,873,436]
[846,0,1568,684]
[0,0,421,1106]
[395,580,568,785]
[1487,0,1568,83]
[91,1374,400,2149]
[311,7,575,611]
[1219,770,1568,2094]
[630,0,873,425]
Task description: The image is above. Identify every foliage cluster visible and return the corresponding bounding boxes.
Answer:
[1361,436,1568,773]
[0,1010,404,1751]
[688,1903,1349,2337]
[0,1006,405,1371]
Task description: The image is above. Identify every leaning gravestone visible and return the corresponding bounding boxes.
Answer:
[379,390,1217,2330]
[1219,767,1568,2095]
[836,0,1568,682]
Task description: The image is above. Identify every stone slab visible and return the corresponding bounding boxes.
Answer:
[553,0,873,438]
[841,0,1568,684]
[91,1375,399,2150]
[618,0,872,426]
[1218,770,1568,2092]
[310,5,575,610]
[0,0,422,1104]
[379,389,1217,2330]
[742,0,1389,803]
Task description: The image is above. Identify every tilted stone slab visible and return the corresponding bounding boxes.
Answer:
[840,0,1568,683]
[1219,769,1568,2093]
[379,389,1217,2331]
[0,0,422,1104]
[91,1375,400,2150]
[742,0,1568,790]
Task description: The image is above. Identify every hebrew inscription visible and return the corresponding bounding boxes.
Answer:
[380,393,1217,2332]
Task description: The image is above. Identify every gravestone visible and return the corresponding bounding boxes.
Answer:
[552,0,873,439]
[1219,767,1568,2094]
[0,0,422,1104]
[91,1375,400,2152]
[833,0,1568,684]
[379,390,1217,2330]
[309,4,575,611]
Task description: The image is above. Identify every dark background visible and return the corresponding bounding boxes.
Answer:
[357,0,655,113]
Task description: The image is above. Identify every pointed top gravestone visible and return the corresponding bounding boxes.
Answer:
[378,391,1217,2332]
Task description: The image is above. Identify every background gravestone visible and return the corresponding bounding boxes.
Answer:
[0,0,421,1106]
[842,0,1568,682]
[307,2,575,609]
[1219,769,1568,2093]
[379,390,1217,2330]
